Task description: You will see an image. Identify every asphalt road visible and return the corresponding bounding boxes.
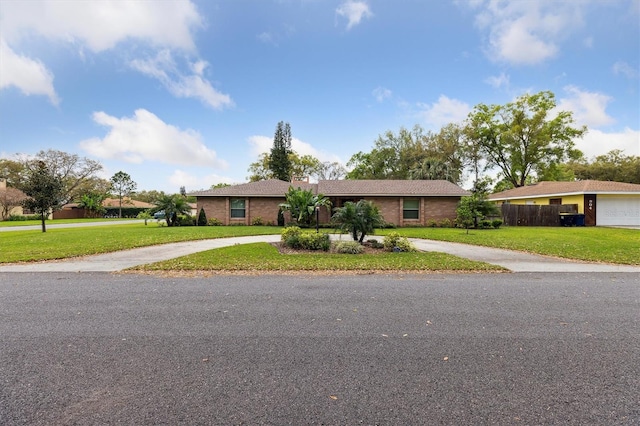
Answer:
[1,272,639,425]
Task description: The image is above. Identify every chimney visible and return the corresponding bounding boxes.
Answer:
[291,176,309,184]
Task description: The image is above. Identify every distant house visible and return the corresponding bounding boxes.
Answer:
[55,197,155,219]
[0,178,27,220]
[488,180,640,227]
[190,179,470,226]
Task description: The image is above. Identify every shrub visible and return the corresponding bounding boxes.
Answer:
[383,232,417,252]
[367,239,384,249]
[177,215,195,226]
[197,208,207,226]
[480,220,492,229]
[426,219,438,228]
[281,226,301,242]
[251,216,264,226]
[207,218,222,226]
[298,232,331,251]
[282,227,330,251]
[438,218,453,228]
[334,241,365,254]
[491,219,503,229]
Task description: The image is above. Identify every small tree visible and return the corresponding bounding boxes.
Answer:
[197,207,207,226]
[151,194,192,227]
[21,161,65,232]
[332,199,385,243]
[278,186,331,226]
[77,191,106,218]
[455,198,476,234]
[110,171,137,218]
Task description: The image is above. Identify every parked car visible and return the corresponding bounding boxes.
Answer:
[153,211,165,219]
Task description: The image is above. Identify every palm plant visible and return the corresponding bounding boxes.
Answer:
[77,191,106,218]
[331,199,385,243]
[151,194,192,227]
[279,186,332,226]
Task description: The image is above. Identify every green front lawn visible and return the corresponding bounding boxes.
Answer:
[1,222,637,267]
[0,224,281,263]
[381,226,640,265]
[134,242,504,273]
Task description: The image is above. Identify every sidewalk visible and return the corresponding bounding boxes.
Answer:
[1,235,639,273]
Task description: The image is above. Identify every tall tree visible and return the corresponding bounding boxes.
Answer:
[465,91,586,188]
[249,151,327,182]
[269,121,293,181]
[347,126,429,179]
[110,171,137,218]
[21,161,65,232]
[28,149,103,204]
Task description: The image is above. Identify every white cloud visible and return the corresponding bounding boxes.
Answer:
[0,0,202,52]
[612,61,639,79]
[372,86,392,102]
[485,72,510,89]
[469,0,585,65]
[576,128,640,158]
[0,38,59,104]
[79,109,227,169]
[130,51,233,110]
[336,1,373,30]
[247,135,341,163]
[0,1,216,106]
[556,86,615,128]
[168,169,235,191]
[417,95,471,129]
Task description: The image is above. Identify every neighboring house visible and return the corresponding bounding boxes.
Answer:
[488,180,640,227]
[191,179,470,226]
[0,178,26,220]
[55,197,155,219]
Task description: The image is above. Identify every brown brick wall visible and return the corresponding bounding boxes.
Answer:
[198,195,460,226]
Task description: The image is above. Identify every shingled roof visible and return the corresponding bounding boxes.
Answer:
[190,179,318,197]
[489,180,640,200]
[191,179,470,197]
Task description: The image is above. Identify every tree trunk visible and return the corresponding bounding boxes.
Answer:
[40,212,46,233]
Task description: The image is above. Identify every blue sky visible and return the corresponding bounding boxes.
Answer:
[1,0,638,193]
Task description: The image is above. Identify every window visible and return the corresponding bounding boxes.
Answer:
[549,198,562,205]
[230,199,246,218]
[403,199,420,220]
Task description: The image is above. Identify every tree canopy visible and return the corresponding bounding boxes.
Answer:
[278,186,332,226]
[465,91,586,188]
[110,171,137,218]
[21,161,65,232]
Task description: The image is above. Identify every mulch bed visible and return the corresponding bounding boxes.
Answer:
[271,240,386,255]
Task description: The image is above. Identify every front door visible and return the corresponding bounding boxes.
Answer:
[584,194,596,226]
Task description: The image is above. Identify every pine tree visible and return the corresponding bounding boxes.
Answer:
[268,121,293,181]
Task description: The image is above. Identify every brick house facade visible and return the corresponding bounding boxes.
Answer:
[191,179,470,226]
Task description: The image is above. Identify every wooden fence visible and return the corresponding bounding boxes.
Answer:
[501,204,578,227]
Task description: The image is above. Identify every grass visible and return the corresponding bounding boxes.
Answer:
[133,242,505,273]
[1,221,637,270]
[379,226,640,265]
[0,223,281,263]
[0,218,135,227]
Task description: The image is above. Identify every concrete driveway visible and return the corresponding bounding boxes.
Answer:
[1,234,639,273]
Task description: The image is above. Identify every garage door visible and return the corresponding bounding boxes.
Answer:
[597,196,640,226]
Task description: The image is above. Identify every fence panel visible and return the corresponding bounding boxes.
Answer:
[501,204,578,226]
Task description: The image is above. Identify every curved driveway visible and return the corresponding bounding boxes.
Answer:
[1,234,639,273]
